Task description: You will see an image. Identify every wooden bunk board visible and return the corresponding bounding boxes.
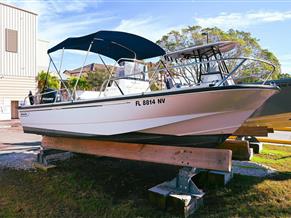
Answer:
[233,126,273,136]
[42,136,232,172]
[244,112,291,129]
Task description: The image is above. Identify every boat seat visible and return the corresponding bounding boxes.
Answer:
[165,76,174,89]
[201,72,223,86]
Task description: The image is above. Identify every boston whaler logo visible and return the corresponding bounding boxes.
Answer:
[135,98,165,107]
[20,112,29,117]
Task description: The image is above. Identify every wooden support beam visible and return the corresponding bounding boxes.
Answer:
[244,112,291,129]
[217,139,252,161]
[42,136,232,172]
[233,126,271,136]
[246,121,291,129]
[273,127,291,132]
[256,137,291,145]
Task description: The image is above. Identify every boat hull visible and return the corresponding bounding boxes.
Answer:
[245,79,291,128]
[22,126,229,147]
[19,85,278,147]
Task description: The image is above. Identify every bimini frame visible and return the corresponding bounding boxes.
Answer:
[36,40,276,106]
[44,37,139,101]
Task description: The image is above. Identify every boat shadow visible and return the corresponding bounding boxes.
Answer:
[57,154,180,201]
[54,153,290,216]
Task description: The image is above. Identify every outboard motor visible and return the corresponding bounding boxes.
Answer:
[28,91,34,105]
[40,88,57,104]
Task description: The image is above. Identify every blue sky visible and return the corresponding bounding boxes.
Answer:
[3,0,291,73]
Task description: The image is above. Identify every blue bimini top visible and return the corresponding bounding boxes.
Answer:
[47,30,165,61]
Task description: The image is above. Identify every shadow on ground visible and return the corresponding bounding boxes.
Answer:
[0,154,290,218]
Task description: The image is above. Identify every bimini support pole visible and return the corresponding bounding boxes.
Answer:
[58,48,65,77]
[42,59,52,93]
[72,41,93,99]
[48,53,73,100]
[98,54,124,95]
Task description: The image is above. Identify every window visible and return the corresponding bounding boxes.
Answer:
[5,29,18,53]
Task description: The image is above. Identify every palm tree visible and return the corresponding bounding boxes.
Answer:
[36,71,60,91]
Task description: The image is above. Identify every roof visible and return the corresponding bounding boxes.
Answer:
[164,41,237,59]
[48,30,165,61]
[0,3,37,15]
[64,63,110,76]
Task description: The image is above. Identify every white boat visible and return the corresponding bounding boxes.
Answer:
[19,31,279,147]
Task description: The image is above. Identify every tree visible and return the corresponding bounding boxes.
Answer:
[277,73,291,79]
[67,75,91,90]
[66,69,110,91]
[157,26,282,81]
[36,71,60,91]
[87,69,110,91]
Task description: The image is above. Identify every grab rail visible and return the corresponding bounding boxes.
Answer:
[23,56,277,106]
[99,56,276,96]
[215,57,276,86]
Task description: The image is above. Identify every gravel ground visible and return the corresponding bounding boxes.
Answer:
[0,120,41,170]
[232,160,277,177]
[0,152,38,170]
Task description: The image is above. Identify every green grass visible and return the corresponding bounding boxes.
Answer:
[0,144,290,218]
[251,144,291,172]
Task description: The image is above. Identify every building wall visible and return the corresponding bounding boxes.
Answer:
[0,3,37,77]
[0,3,39,120]
[0,76,36,119]
[37,39,49,73]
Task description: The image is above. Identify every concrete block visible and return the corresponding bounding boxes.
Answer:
[44,150,73,163]
[193,170,233,188]
[148,168,233,217]
[249,148,254,160]
[218,140,252,161]
[37,149,73,166]
[148,183,203,217]
[167,194,203,217]
[148,183,169,210]
[249,142,263,153]
[207,170,233,186]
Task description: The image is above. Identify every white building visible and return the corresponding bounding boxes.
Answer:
[0,3,48,120]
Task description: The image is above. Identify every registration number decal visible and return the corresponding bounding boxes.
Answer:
[135,98,166,106]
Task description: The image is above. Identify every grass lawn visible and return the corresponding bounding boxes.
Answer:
[0,144,290,218]
[252,144,291,172]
